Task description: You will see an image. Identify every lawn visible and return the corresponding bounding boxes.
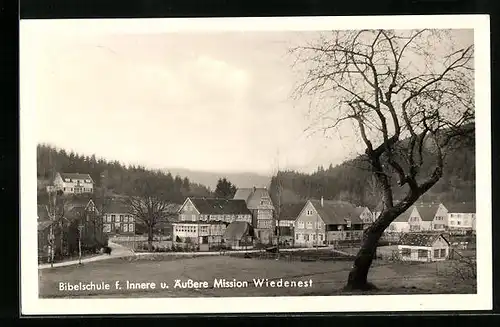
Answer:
[39,255,476,298]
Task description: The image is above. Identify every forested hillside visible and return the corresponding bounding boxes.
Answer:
[37,144,212,203]
[269,128,475,209]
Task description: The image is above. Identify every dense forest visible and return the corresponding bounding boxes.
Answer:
[269,128,475,209]
[37,144,213,203]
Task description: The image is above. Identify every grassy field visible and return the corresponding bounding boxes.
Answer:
[39,254,476,298]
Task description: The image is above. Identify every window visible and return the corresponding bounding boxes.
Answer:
[434,249,440,258]
[316,222,322,229]
[306,210,313,216]
[296,234,299,240]
[346,220,352,228]
[65,178,70,182]
[418,249,428,258]
[114,223,120,230]
[306,222,313,229]
[410,225,420,231]
[402,248,411,256]
[440,249,446,257]
[304,234,309,241]
[103,224,111,233]
[123,224,128,232]
[192,214,196,221]
[457,221,461,225]
[297,221,305,229]
[319,234,323,241]
[111,214,116,222]
[123,216,129,223]
[129,216,134,223]
[63,187,66,191]
[312,234,316,241]
[120,215,124,222]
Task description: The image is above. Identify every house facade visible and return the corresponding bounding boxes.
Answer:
[397,233,450,262]
[277,202,306,245]
[294,199,363,247]
[53,172,94,195]
[386,203,447,233]
[233,187,276,244]
[355,206,374,229]
[173,197,252,245]
[102,201,135,235]
[446,202,476,232]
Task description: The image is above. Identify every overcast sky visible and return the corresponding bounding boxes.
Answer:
[21,21,474,175]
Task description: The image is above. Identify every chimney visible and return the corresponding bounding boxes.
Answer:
[253,186,256,192]
[321,196,324,207]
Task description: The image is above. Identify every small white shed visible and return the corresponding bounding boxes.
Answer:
[397,233,450,262]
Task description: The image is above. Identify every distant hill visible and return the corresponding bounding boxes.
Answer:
[269,124,475,209]
[163,168,271,190]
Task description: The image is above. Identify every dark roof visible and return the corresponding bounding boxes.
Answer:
[353,206,370,217]
[399,233,449,247]
[278,202,306,221]
[38,220,54,231]
[394,206,415,222]
[106,201,130,214]
[233,188,274,210]
[415,204,441,221]
[37,205,51,221]
[446,202,475,213]
[223,221,254,240]
[310,200,363,225]
[59,172,94,182]
[189,198,252,215]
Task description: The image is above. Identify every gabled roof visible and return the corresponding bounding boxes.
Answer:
[233,187,274,210]
[353,206,370,217]
[37,204,51,221]
[278,202,306,221]
[393,206,415,222]
[189,197,252,215]
[309,200,363,225]
[223,221,254,240]
[106,201,130,214]
[415,204,442,221]
[399,233,450,247]
[59,172,94,182]
[446,202,476,213]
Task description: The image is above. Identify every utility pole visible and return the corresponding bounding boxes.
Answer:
[78,224,83,265]
[275,148,281,258]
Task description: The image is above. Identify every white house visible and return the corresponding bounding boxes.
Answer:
[446,202,476,232]
[52,172,94,194]
[397,233,450,262]
[386,203,448,233]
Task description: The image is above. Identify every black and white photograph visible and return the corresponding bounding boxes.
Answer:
[20,16,491,314]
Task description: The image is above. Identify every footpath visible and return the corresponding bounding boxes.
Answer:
[38,244,352,269]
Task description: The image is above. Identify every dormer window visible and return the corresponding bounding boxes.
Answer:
[346,219,351,228]
[65,178,70,182]
[306,210,313,216]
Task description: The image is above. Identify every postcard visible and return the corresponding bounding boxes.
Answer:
[20,15,491,315]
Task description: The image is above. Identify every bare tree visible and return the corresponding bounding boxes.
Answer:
[124,175,173,251]
[290,29,474,290]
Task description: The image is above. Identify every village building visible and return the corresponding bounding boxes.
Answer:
[446,202,476,233]
[354,206,374,229]
[51,172,94,195]
[397,233,450,262]
[101,201,135,235]
[233,187,276,244]
[173,197,252,246]
[223,221,254,249]
[294,198,363,247]
[387,203,449,233]
[276,202,306,245]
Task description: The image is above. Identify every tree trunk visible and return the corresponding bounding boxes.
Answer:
[345,229,381,291]
[147,225,153,252]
